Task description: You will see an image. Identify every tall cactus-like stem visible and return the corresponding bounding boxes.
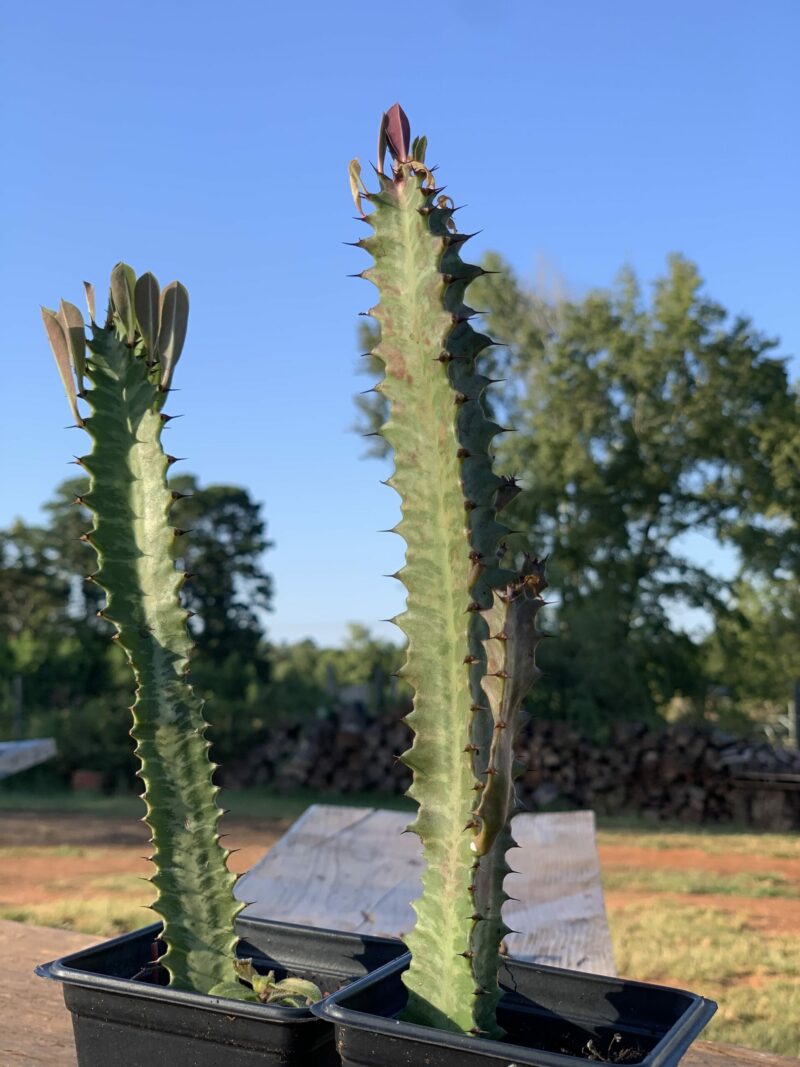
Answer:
[351,106,545,1037]
[43,266,245,999]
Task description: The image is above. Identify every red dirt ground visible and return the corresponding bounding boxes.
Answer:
[2,812,799,933]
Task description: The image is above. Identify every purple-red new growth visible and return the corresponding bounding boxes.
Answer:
[384,102,411,163]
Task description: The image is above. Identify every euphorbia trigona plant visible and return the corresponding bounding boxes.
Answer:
[349,104,547,1038]
[42,266,319,1007]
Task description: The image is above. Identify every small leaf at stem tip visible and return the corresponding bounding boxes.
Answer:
[58,299,86,384]
[82,281,96,322]
[384,102,410,163]
[134,271,161,359]
[411,134,427,165]
[41,307,81,425]
[110,262,137,343]
[158,281,190,391]
[348,158,367,217]
[376,111,388,175]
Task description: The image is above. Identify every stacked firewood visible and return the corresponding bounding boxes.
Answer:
[222,709,800,830]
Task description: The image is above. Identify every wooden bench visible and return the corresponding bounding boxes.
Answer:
[236,805,616,976]
[0,738,56,779]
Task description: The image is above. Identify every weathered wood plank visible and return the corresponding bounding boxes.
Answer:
[0,738,57,779]
[236,804,616,976]
[685,1042,799,1065]
[0,919,101,1065]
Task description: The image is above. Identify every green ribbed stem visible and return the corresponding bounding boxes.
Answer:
[66,298,245,998]
[362,162,514,1036]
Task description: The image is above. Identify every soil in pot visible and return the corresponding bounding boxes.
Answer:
[314,953,716,1067]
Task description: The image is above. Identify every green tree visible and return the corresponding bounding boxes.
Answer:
[355,254,800,734]
[267,623,406,719]
[0,475,275,775]
[705,576,800,733]
[170,477,273,666]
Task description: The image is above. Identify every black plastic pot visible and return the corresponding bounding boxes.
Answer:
[312,953,716,1066]
[36,915,405,1067]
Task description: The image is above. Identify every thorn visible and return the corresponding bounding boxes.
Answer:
[463,819,479,831]
[473,987,487,996]
[456,448,471,459]
[170,490,191,501]
[463,743,479,753]
[464,500,477,511]
[454,392,469,405]
[470,913,485,922]
[463,655,478,664]
[494,720,508,730]
[173,528,188,537]
[444,231,477,247]
[165,455,185,467]
[459,950,475,958]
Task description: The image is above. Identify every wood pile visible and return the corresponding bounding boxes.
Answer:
[222,709,800,831]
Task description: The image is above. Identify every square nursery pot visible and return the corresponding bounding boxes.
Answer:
[36,914,406,1067]
[312,953,717,1067]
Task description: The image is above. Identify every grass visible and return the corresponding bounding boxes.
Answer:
[596,816,800,859]
[0,785,415,820]
[610,901,800,1056]
[602,867,796,898]
[0,899,148,936]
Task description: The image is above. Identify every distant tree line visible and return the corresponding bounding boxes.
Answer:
[0,477,401,785]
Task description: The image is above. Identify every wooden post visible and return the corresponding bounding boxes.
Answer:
[11,675,23,738]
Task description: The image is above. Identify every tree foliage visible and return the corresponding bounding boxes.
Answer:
[0,476,276,779]
[356,254,800,734]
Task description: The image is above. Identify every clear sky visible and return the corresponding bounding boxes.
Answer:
[1,1,797,645]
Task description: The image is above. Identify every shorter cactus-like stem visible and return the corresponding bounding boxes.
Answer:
[43,264,246,999]
[474,556,547,857]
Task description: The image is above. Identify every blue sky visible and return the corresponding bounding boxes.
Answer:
[1,0,797,645]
